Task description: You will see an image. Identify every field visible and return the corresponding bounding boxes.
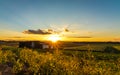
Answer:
[0,41,120,75]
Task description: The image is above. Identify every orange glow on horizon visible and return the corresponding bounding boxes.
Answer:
[48,34,61,42]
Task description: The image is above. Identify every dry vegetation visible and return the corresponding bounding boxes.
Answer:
[0,45,120,75]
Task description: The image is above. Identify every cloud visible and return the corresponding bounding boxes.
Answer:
[63,28,69,32]
[22,28,92,39]
[23,29,52,35]
[114,38,120,41]
[11,36,23,38]
[66,36,92,38]
[73,36,92,38]
[22,28,70,35]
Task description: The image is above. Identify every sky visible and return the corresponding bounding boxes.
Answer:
[0,0,120,42]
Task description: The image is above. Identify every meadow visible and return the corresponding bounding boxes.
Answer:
[0,42,120,75]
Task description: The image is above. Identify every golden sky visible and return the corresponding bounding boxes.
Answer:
[0,0,120,42]
[0,29,119,42]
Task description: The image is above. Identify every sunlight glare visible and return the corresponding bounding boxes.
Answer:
[48,34,61,42]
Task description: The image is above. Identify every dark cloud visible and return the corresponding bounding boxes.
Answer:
[22,28,70,35]
[23,29,52,35]
[63,28,69,32]
[47,29,53,32]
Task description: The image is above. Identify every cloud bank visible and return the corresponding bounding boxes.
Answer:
[22,28,92,39]
[23,29,52,35]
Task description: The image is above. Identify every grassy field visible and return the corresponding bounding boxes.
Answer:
[63,43,120,51]
[0,42,120,75]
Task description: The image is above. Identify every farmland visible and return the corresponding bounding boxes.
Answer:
[0,41,120,75]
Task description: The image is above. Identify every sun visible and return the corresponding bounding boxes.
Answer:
[48,34,61,42]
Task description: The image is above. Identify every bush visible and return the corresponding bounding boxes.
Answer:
[104,46,120,53]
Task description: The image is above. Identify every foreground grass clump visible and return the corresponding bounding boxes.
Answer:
[0,47,120,75]
[14,49,80,75]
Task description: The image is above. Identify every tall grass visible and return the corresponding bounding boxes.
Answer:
[0,46,120,75]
